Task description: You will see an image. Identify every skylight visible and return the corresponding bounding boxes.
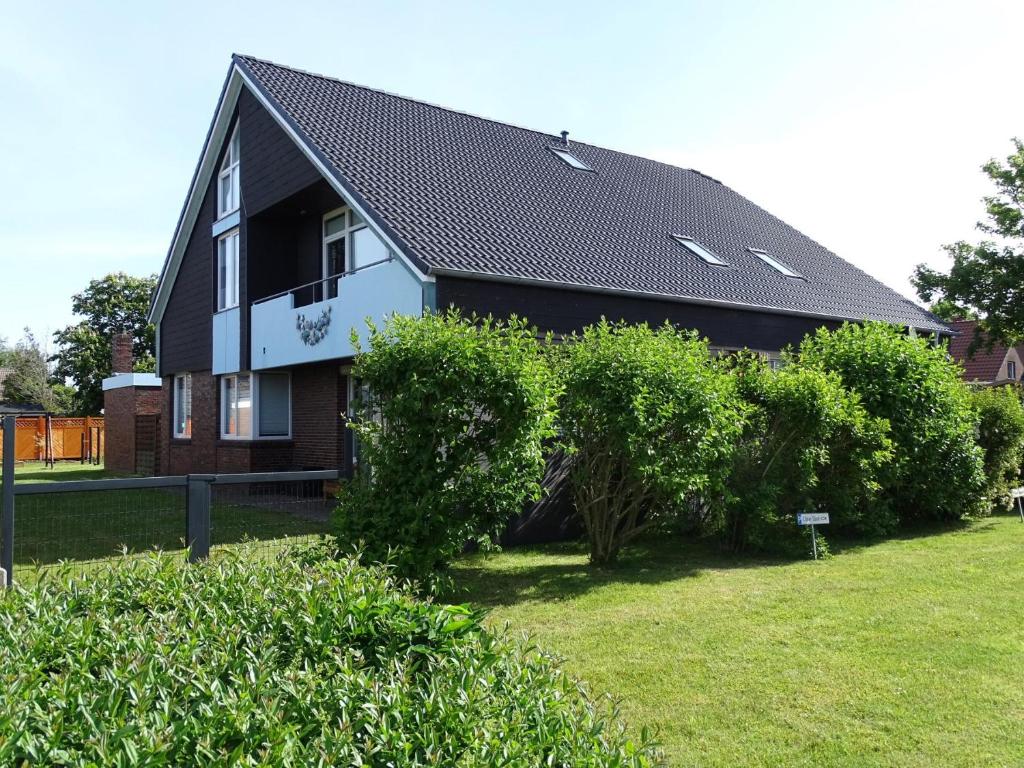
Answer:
[549,147,594,172]
[670,235,728,266]
[749,248,803,279]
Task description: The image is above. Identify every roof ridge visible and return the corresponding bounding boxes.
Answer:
[232,53,718,182]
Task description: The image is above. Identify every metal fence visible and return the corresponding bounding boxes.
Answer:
[0,416,335,584]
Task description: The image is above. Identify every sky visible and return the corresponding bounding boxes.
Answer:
[2,0,1022,349]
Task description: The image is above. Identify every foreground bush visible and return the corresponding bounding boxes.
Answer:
[799,322,985,522]
[0,551,657,766]
[719,354,893,553]
[557,321,744,566]
[335,311,558,585]
[971,386,1024,513]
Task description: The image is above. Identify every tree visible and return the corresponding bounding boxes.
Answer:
[1,330,60,411]
[556,321,744,566]
[913,138,1024,347]
[51,273,157,415]
[334,311,559,587]
[799,322,985,523]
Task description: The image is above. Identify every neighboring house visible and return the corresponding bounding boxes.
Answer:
[149,54,948,477]
[947,319,1023,386]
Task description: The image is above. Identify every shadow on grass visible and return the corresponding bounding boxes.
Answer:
[449,534,792,609]
[14,464,120,483]
[452,514,1007,609]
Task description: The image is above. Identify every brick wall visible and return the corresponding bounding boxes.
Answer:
[158,364,349,475]
[104,384,163,473]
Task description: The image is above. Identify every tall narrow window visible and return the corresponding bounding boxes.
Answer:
[258,373,291,437]
[217,230,239,310]
[1009,360,1017,380]
[173,373,192,438]
[217,125,240,218]
[749,248,803,279]
[322,208,390,299]
[222,373,252,439]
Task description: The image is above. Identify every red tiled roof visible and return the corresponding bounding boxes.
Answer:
[947,320,1010,382]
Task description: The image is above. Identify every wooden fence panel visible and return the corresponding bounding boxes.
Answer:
[0,418,103,462]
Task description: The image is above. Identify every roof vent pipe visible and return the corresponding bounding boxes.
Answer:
[560,130,569,146]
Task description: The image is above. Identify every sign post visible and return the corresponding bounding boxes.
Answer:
[1011,488,1024,523]
[796,512,830,560]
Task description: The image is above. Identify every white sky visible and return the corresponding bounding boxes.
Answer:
[1,0,1021,347]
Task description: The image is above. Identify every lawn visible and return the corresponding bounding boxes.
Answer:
[10,462,330,577]
[452,517,1024,767]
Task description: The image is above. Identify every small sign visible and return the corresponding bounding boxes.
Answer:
[1011,488,1024,499]
[797,513,830,526]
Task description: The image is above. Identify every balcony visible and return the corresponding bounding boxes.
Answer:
[250,257,424,370]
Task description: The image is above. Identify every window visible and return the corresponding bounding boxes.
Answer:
[257,373,291,437]
[549,147,594,172]
[1009,361,1017,380]
[221,372,291,439]
[322,208,390,299]
[217,230,239,310]
[217,125,240,218]
[670,235,728,266]
[173,373,192,438]
[749,248,803,279]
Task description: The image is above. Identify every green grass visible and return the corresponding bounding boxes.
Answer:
[10,462,329,577]
[452,518,1024,767]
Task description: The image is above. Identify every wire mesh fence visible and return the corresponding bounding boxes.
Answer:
[3,469,336,583]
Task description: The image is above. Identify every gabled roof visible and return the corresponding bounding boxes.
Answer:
[947,319,1019,382]
[152,55,947,333]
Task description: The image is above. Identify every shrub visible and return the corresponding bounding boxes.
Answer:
[719,354,893,553]
[971,386,1024,513]
[557,321,744,566]
[334,310,559,585]
[0,551,657,766]
[799,322,985,522]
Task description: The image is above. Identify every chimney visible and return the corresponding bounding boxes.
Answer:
[560,130,570,147]
[112,332,133,374]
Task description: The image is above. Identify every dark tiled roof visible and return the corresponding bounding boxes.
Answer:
[947,319,1016,382]
[235,55,946,332]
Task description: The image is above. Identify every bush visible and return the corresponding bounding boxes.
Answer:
[0,551,657,766]
[799,322,985,522]
[719,354,893,553]
[971,386,1024,513]
[557,321,744,566]
[334,310,559,585]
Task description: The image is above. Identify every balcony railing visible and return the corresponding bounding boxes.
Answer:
[249,255,423,370]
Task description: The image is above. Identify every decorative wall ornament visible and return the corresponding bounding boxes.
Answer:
[296,306,332,346]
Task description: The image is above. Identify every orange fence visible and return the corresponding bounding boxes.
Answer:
[0,417,105,462]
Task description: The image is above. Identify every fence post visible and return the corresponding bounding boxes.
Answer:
[186,474,213,562]
[2,415,15,586]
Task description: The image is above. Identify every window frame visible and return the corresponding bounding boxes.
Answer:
[548,146,594,172]
[670,235,729,267]
[217,125,240,219]
[220,371,292,441]
[1008,360,1017,381]
[217,229,240,311]
[748,248,804,279]
[321,207,390,286]
[173,373,192,439]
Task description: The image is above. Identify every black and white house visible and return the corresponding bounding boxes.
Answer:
[149,54,947,476]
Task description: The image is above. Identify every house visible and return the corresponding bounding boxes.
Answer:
[149,54,948,477]
[947,319,1023,386]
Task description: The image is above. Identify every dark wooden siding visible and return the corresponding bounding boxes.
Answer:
[160,164,217,375]
[238,88,322,217]
[437,276,839,351]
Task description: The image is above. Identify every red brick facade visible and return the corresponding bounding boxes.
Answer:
[159,362,349,475]
[103,383,162,474]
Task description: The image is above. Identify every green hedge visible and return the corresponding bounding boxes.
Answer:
[0,551,657,766]
[971,385,1024,513]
